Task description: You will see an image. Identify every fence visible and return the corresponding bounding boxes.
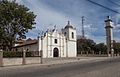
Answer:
[77,50,120,57]
[0,50,43,67]
[78,50,108,57]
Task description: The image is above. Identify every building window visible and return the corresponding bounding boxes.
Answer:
[72,32,74,39]
[64,32,66,36]
[55,39,57,44]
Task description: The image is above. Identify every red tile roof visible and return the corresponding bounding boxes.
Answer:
[14,39,38,48]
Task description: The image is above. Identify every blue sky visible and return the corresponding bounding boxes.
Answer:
[16,0,120,43]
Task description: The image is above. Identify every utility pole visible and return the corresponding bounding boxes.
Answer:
[82,16,85,38]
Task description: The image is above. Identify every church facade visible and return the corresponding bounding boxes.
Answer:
[13,21,77,58]
[38,21,77,58]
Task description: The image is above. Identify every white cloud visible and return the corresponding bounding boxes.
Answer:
[84,24,98,32]
[16,0,23,4]
[21,0,71,38]
[17,0,111,43]
[8,0,23,4]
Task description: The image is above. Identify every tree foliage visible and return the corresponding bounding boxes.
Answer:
[113,41,120,54]
[77,38,96,54]
[77,38,107,54]
[94,43,107,54]
[0,0,36,51]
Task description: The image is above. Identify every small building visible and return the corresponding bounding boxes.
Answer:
[13,21,77,58]
[13,38,38,52]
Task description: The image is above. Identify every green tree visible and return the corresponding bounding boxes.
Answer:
[113,42,120,54]
[0,0,36,51]
[77,38,96,54]
[94,43,107,54]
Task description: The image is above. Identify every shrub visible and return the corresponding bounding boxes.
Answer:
[3,51,34,58]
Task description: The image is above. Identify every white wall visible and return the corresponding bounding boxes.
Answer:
[68,28,76,41]
[15,43,38,52]
[67,41,77,57]
[39,30,67,58]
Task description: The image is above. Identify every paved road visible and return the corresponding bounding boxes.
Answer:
[0,57,120,77]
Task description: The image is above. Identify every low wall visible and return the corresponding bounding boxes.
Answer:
[2,57,81,66]
[3,58,22,66]
[26,57,41,64]
[3,57,41,66]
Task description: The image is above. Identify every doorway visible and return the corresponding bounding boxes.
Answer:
[53,48,59,57]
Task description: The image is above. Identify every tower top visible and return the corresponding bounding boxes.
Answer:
[107,16,111,20]
[105,16,113,28]
[105,16,112,22]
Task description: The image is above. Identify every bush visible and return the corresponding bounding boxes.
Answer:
[3,51,34,58]
[3,51,23,58]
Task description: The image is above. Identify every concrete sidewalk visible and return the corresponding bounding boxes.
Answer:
[42,57,109,65]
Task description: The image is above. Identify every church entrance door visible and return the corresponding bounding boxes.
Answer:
[53,48,59,57]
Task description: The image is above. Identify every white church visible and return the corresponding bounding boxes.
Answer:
[14,21,77,58]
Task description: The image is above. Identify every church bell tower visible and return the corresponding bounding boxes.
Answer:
[62,21,77,57]
[62,21,76,41]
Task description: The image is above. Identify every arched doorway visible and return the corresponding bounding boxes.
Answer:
[53,48,59,57]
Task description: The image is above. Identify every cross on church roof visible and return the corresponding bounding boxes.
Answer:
[65,21,73,29]
[68,21,70,25]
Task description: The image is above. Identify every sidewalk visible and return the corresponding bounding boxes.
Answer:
[41,56,116,66]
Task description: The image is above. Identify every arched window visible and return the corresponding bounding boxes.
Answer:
[72,32,74,39]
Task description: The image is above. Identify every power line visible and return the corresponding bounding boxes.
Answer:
[86,0,120,14]
[109,0,120,7]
